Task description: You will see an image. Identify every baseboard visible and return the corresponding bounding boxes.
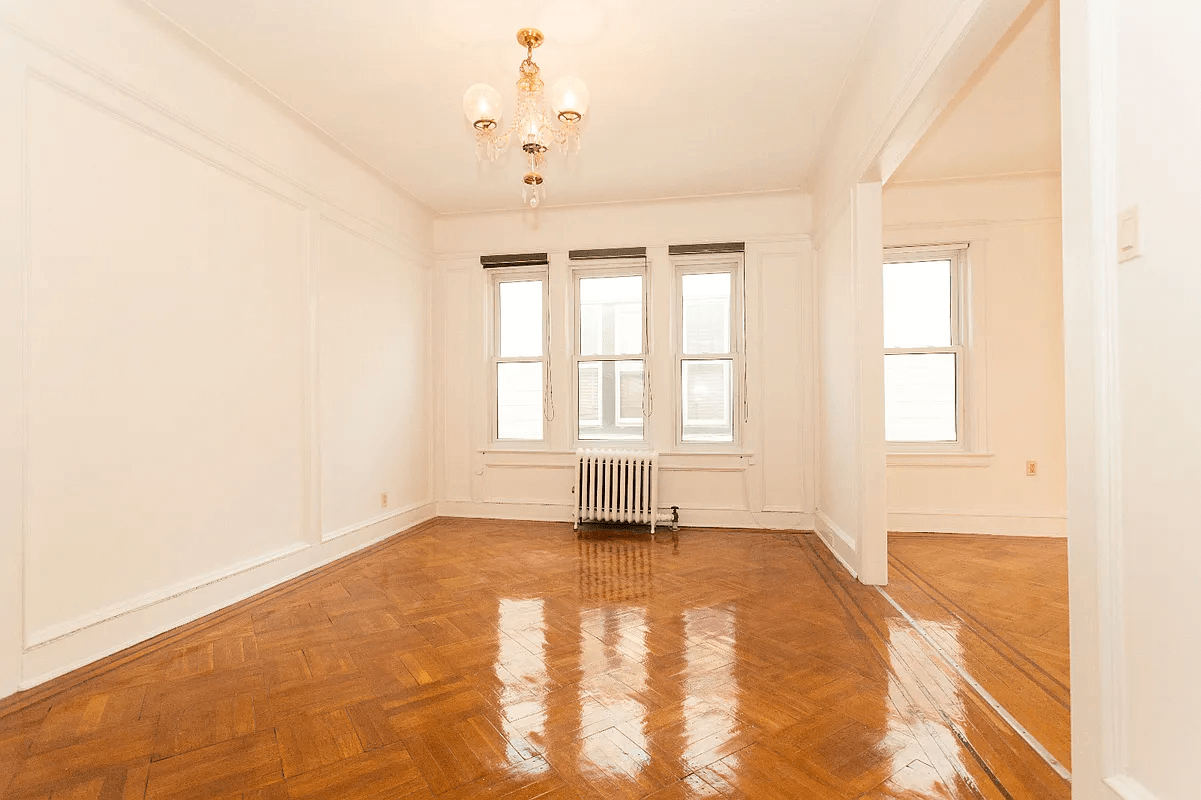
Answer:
[888,511,1067,537]
[814,511,859,578]
[1105,775,1163,800]
[436,500,814,532]
[17,501,437,692]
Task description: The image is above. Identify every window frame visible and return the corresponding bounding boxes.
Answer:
[570,259,651,446]
[672,254,744,448]
[883,244,969,453]
[490,267,550,447]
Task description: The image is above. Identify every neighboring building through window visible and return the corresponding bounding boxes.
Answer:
[493,273,547,441]
[883,245,967,448]
[574,268,646,441]
[675,256,742,444]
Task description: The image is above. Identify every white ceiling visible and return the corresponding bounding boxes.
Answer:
[143,0,881,213]
[891,0,1060,184]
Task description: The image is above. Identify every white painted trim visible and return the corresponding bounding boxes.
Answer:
[321,499,434,543]
[887,452,994,467]
[888,511,1066,537]
[24,541,311,650]
[437,500,814,532]
[1104,776,1162,800]
[814,510,859,579]
[0,15,433,251]
[18,502,437,690]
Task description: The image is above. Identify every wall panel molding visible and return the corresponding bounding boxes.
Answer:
[24,541,311,650]
[19,502,436,691]
[0,22,427,258]
[3,23,435,695]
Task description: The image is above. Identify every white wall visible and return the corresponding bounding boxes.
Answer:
[805,0,1031,583]
[813,185,887,583]
[1063,0,1201,797]
[882,174,1067,536]
[432,192,816,530]
[0,0,434,698]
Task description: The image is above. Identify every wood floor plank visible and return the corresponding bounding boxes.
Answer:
[886,533,1071,770]
[1,520,1068,799]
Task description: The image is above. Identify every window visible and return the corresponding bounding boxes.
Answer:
[492,273,548,441]
[574,268,646,441]
[675,257,742,444]
[883,246,967,448]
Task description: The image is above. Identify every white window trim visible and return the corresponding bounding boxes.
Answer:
[672,254,744,448]
[490,267,550,447]
[570,259,652,447]
[883,243,981,454]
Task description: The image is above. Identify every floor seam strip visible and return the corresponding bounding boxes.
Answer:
[875,585,1073,783]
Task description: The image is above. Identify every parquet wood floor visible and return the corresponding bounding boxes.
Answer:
[0,520,1069,799]
[884,533,1071,771]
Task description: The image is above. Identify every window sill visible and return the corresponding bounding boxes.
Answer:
[887,452,994,467]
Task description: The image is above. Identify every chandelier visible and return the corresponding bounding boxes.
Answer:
[462,28,590,208]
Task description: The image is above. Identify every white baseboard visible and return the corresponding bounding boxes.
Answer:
[814,510,859,579]
[1105,775,1163,800]
[17,501,437,692]
[888,511,1067,537]
[436,500,814,532]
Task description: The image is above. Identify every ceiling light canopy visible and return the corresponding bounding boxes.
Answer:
[462,28,588,208]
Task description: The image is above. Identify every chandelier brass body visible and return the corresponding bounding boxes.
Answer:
[462,28,589,208]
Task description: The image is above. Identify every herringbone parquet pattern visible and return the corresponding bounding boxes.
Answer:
[0,520,1069,799]
[886,533,1071,770]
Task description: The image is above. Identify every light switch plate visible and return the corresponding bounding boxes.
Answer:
[1118,206,1141,262]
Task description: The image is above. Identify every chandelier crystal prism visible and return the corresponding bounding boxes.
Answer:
[462,28,589,208]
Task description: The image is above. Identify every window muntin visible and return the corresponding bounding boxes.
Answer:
[883,248,966,447]
[675,258,741,445]
[492,272,548,442]
[574,268,647,442]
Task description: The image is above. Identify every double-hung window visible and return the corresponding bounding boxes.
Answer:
[492,271,549,442]
[574,264,647,442]
[883,245,967,449]
[675,255,742,444]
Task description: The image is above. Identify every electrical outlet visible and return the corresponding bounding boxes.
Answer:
[1026,461,1037,477]
[380,491,388,508]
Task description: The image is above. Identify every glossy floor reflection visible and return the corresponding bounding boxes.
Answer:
[885,533,1071,771]
[0,520,1070,799]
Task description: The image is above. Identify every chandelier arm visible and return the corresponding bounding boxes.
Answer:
[466,27,584,207]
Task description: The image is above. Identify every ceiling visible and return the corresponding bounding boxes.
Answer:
[890,0,1060,184]
[143,0,881,214]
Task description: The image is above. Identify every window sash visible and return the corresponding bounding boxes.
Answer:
[883,245,968,450]
[571,261,649,444]
[673,255,743,447]
[491,269,550,444]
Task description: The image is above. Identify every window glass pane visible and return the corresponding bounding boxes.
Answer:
[615,361,644,425]
[497,361,543,440]
[499,280,543,357]
[885,353,956,442]
[578,363,601,427]
[682,359,733,442]
[883,259,952,348]
[682,272,731,354]
[579,275,642,356]
[578,360,644,441]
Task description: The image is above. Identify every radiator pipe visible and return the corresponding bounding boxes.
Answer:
[656,506,680,532]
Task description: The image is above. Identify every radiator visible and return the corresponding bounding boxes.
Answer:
[573,449,660,534]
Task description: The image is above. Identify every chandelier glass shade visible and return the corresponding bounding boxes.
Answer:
[462,28,588,208]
